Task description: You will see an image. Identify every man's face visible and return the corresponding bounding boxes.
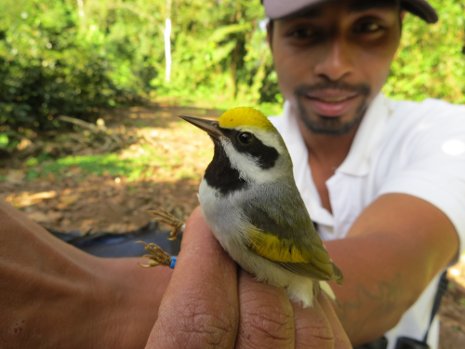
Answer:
[269,0,402,135]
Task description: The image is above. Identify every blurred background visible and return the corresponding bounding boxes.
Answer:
[0,1,464,347]
[1,0,464,139]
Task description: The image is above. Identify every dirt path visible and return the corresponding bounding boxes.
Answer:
[1,104,464,348]
[1,104,218,232]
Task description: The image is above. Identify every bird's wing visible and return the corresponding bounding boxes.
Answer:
[245,225,340,281]
[242,185,343,282]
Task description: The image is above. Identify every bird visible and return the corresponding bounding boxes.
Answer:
[179,106,343,308]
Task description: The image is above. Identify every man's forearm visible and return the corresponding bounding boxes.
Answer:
[326,194,458,345]
[0,201,171,348]
[327,235,414,345]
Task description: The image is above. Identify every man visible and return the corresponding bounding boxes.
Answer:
[1,1,463,349]
[146,1,464,347]
[151,0,464,348]
[262,0,465,347]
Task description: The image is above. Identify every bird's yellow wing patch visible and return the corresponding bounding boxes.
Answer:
[245,226,342,282]
[246,226,308,263]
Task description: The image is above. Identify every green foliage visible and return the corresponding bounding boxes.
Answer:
[25,153,132,181]
[151,0,280,107]
[0,0,463,148]
[384,0,465,103]
[23,143,198,182]
[0,1,131,134]
[0,0,163,141]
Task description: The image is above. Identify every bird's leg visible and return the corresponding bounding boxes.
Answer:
[148,209,185,240]
[138,241,177,269]
[138,209,182,269]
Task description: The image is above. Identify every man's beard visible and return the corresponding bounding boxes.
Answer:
[295,82,371,136]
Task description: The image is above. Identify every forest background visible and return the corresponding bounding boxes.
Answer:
[1,0,464,147]
[0,1,465,346]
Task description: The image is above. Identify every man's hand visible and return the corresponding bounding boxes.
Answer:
[145,207,351,349]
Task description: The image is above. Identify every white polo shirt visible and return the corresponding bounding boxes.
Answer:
[270,93,465,349]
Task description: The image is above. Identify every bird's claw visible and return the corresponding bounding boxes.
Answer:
[138,241,172,268]
[148,209,185,240]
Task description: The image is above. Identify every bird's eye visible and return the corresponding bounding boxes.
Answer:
[237,132,254,145]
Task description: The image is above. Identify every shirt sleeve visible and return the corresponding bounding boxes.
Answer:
[378,101,465,257]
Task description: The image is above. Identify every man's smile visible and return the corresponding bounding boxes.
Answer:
[303,89,360,117]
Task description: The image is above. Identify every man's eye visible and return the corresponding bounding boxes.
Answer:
[287,27,317,39]
[355,21,384,34]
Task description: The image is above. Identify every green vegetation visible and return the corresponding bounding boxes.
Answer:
[385,1,465,103]
[23,144,200,182]
[24,153,129,180]
[0,0,464,153]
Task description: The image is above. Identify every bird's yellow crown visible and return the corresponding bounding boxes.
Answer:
[218,107,275,132]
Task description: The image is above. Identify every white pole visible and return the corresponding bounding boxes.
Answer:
[164,0,172,83]
[76,0,85,30]
[164,17,172,82]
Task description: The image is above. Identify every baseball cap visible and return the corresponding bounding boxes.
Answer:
[262,0,438,24]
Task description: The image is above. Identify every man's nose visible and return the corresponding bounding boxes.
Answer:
[314,39,353,81]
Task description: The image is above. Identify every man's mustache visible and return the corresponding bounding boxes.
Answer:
[295,82,370,97]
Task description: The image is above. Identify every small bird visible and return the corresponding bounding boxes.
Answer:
[180,107,343,307]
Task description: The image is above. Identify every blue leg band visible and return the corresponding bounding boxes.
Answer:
[169,256,177,269]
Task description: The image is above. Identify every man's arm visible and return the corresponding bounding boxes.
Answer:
[0,201,172,348]
[327,193,459,345]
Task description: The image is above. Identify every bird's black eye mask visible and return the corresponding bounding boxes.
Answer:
[221,128,279,170]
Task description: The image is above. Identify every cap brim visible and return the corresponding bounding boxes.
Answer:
[263,0,438,24]
[263,0,324,20]
[402,0,438,23]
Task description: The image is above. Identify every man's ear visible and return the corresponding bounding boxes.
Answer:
[400,10,406,22]
[399,10,406,33]
[266,20,273,50]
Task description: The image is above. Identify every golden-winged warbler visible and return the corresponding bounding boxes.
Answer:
[181,106,342,307]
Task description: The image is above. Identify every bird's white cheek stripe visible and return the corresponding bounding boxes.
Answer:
[221,140,277,184]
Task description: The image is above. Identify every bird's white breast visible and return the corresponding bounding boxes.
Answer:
[198,179,319,307]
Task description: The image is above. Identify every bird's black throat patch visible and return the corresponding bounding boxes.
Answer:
[204,140,247,195]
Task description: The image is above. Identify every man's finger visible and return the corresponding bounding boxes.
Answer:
[146,207,239,349]
[293,296,334,349]
[236,271,295,349]
[294,291,351,349]
[318,293,351,348]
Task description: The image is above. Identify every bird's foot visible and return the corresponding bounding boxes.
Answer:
[148,209,185,240]
[138,241,177,269]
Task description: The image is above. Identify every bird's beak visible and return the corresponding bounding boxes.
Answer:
[179,115,223,138]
